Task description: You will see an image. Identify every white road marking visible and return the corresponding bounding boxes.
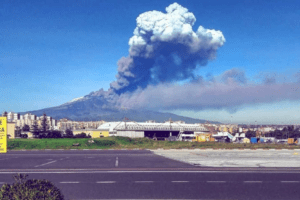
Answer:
[34,160,57,167]
[96,181,116,183]
[281,181,300,183]
[207,181,226,183]
[243,181,262,183]
[60,181,80,183]
[0,158,11,161]
[0,157,19,161]
[172,181,189,183]
[115,157,119,167]
[134,181,154,183]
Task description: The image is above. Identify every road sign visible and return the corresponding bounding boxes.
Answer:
[0,117,7,153]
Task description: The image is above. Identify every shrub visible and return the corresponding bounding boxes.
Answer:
[0,174,64,200]
[75,133,91,138]
[64,129,74,138]
[47,131,62,138]
[21,134,28,139]
[8,141,22,149]
[39,133,47,139]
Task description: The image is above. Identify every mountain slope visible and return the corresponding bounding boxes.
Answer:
[23,95,219,124]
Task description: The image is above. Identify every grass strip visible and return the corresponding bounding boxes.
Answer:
[7,137,300,150]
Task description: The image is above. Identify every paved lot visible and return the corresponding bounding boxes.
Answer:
[152,149,300,167]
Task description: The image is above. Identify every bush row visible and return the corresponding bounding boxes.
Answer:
[39,132,91,139]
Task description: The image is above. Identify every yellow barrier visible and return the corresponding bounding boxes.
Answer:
[0,117,7,153]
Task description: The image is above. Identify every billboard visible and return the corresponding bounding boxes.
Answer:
[0,117,7,153]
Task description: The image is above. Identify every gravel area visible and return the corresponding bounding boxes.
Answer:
[151,149,300,167]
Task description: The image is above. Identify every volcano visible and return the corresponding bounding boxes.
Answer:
[23,92,218,123]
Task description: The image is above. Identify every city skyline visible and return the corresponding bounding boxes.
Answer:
[1,0,300,124]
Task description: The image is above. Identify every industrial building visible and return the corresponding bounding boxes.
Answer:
[97,121,209,140]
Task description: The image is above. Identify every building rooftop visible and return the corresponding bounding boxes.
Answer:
[98,121,208,132]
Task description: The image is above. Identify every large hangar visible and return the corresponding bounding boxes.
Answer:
[98,121,208,139]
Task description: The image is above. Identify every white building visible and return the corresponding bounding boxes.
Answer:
[6,112,20,122]
[97,121,208,139]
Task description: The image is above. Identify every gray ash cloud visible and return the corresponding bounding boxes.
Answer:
[110,2,225,94]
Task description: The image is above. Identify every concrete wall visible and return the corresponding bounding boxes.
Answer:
[117,131,144,138]
[7,122,15,139]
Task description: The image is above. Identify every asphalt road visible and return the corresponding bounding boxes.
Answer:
[1,150,300,200]
[1,171,300,200]
[0,150,194,170]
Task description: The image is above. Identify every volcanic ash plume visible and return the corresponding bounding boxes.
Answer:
[110,2,225,94]
[77,3,300,112]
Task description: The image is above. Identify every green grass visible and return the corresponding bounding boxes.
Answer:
[7,138,116,150]
[7,137,300,150]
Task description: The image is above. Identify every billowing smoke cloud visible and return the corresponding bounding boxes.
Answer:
[110,2,225,93]
[116,69,300,111]
[81,3,300,113]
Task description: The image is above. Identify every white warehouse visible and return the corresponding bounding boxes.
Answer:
[98,121,208,139]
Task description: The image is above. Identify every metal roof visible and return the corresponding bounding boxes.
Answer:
[101,121,208,132]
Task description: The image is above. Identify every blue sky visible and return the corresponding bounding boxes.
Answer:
[1,0,300,124]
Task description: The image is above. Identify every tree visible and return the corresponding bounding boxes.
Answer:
[15,126,21,138]
[2,111,7,117]
[22,124,30,132]
[65,129,74,138]
[75,132,91,138]
[30,120,39,137]
[245,131,256,139]
[40,113,49,134]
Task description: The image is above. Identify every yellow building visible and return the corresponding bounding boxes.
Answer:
[193,133,213,142]
[7,122,15,139]
[73,129,109,138]
[243,138,250,143]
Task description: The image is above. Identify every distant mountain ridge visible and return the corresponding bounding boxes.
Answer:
[22,93,219,124]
